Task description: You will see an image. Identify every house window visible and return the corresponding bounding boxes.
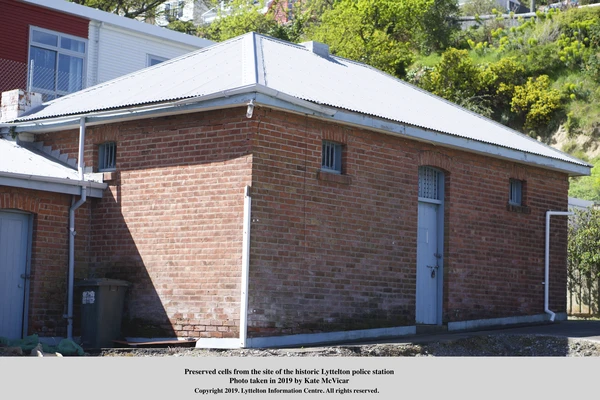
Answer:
[98,142,117,172]
[147,54,168,67]
[28,27,86,100]
[165,1,185,21]
[509,179,523,206]
[321,141,343,174]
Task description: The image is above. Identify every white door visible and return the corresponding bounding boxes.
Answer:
[416,202,440,324]
[0,211,31,339]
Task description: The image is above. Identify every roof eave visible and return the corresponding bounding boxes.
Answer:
[0,171,106,198]
[249,94,591,177]
[5,87,591,177]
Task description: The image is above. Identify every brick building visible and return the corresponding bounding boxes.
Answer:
[0,33,591,348]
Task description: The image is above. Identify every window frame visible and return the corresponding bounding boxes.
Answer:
[321,140,343,174]
[98,142,117,172]
[509,178,523,206]
[27,26,87,100]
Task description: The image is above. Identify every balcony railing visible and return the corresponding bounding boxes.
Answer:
[0,57,84,104]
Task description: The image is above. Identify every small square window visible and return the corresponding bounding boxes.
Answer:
[509,179,523,206]
[321,141,343,174]
[98,142,117,172]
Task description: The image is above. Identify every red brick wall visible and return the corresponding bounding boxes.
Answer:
[247,107,569,336]
[0,187,90,337]
[39,109,254,338]
[35,105,569,339]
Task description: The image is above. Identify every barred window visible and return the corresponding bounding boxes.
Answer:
[98,142,117,172]
[418,167,441,201]
[321,141,343,174]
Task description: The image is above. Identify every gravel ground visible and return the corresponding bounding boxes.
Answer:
[94,334,600,357]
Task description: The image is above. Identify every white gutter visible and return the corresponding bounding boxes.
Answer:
[239,186,252,348]
[3,86,589,176]
[66,117,88,339]
[544,210,573,322]
[3,85,336,129]
[0,170,106,191]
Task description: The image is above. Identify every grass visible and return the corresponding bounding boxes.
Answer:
[569,314,600,321]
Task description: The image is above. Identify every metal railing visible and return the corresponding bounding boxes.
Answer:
[0,58,28,96]
[0,57,84,103]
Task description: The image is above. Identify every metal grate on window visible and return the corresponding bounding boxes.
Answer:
[98,142,117,171]
[509,179,522,205]
[321,141,342,173]
[418,166,440,200]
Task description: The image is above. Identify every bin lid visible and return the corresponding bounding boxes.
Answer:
[75,278,131,287]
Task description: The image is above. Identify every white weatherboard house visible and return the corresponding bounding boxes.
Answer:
[1,0,214,105]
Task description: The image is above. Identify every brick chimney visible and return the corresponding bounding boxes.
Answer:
[0,89,43,123]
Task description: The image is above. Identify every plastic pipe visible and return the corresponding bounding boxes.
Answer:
[67,186,87,339]
[66,117,87,339]
[545,210,573,322]
[239,186,251,348]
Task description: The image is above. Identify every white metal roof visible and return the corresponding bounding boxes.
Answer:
[568,196,596,209]
[7,32,592,176]
[0,138,106,197]
[0,138,79,180]
[22,0,214,48]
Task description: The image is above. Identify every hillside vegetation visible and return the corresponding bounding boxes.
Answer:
[181,1,600,200]
[407,5,600,201]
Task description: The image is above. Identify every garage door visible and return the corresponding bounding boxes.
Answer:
[0,211,31,339]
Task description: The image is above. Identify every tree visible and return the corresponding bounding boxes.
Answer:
[568,207,600,314]
[419,48,490,115]
[167,20,198,35]
[68,0,168,19]
[418,0,461,52]
[461,0,497,16]
[197,0,286,42]
[307,0,448,78]
[510,75,563,135]
[570,157,600,202]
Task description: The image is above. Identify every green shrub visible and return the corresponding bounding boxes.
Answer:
[511,75,563,134]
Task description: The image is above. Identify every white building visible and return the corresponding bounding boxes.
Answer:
[1,0,214,103]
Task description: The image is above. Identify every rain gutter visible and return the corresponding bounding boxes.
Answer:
[1,86,589,177]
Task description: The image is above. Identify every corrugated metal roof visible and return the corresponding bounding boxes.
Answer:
[0,138,79,180]
[10,32,590,172]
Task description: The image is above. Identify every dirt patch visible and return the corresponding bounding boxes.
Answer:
[90,334,600,357]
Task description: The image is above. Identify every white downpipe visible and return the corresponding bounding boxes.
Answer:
[67,186,87,339]
[239,186,252,348]
[66,117,87,339]
[544,210,573,322]
[78,117,85,179]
